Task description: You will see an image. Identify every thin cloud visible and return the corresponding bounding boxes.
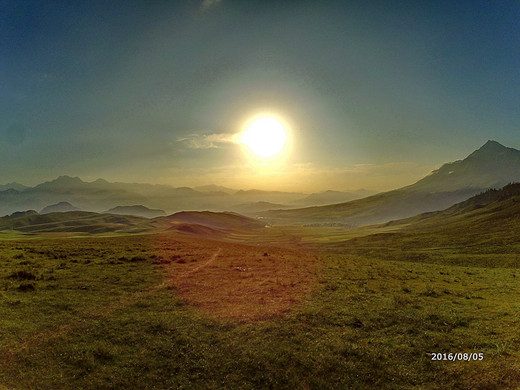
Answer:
[200,0,222,11]
[178,132,238,149]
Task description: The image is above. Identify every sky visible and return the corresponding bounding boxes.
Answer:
[1,0,519,192]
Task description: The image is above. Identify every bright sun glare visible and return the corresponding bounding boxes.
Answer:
[240,116,288,159]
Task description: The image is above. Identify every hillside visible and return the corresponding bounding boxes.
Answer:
[163,211,265,231]
[383,182,520,236]
[263,141,520,226]
[0,211,151,234]
[328,183,520,263]
[0,209,262,236]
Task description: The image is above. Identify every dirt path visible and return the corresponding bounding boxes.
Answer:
[176,247,222,278]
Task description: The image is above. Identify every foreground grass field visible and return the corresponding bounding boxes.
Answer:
[1,227,519,389]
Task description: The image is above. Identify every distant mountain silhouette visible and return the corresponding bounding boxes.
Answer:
[36,176,85,190]
[409,140,520,192]
[194,184,236,194]
[0,182,29,191]
[2,140,517,220]
[263,141,520,226]
[3,210,39,219]
[104,205,166,218]
[41,202,80,214]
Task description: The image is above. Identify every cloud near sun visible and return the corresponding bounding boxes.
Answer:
[178,116,289,162]
[177,133,238,149]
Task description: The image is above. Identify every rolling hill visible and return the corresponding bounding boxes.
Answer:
[263,141,520,226]
[0,211,150,234]
[0,209,264,236]
[162,211,265,230]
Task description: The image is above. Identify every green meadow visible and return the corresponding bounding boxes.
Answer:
[1,220,519,389]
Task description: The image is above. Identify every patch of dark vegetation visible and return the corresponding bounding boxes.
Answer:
[152,256,171,264]
[92,346,114,362]
[421,287,441,297]
[349,318,364,328]
[8,270,37,280]
[130,256,147,262]
[118,255,147,262]
[464,182,520,206]
[13,253,24,259]
[17,283,35,292]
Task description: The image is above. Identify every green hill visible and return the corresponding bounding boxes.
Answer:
[332,183,520,267]
[0,211,151,234]
[161,211,265,232]
[0,210,262,236]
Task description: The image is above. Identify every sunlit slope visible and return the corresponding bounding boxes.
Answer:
[161,211,265,230]
[263,141,520,226]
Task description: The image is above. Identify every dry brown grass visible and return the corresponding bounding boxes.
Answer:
[149,233,319,321]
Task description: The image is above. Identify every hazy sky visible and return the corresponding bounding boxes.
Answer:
[2,0,519,191]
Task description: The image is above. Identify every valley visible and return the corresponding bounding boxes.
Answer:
[1,184,520,388]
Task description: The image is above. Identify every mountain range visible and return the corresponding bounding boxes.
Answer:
[1,140,518,225]
[0,177,369,216]
[262,141,520,226]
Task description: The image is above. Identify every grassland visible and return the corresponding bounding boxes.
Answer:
[0,217,519,389]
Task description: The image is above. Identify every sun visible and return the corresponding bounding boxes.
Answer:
[239,116,288,159]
